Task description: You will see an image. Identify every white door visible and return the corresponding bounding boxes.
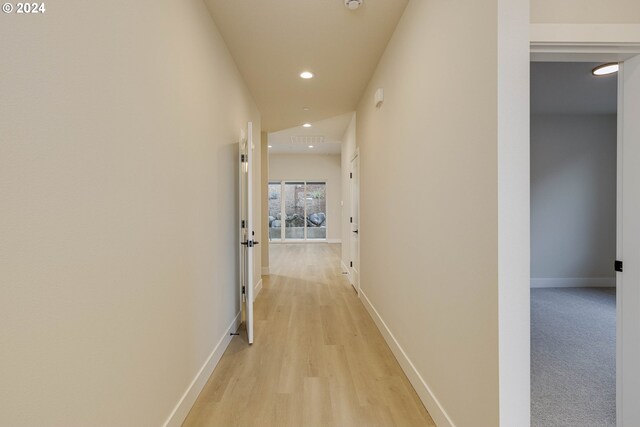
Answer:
[619,55,640,426]
[239,122,255,344]
[350,152,360,292]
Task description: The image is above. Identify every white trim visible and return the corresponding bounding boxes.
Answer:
[531,24,640,62]
[617,54,640,427]
[359,290,455,427]
[327,238,341,244]
[530,277,616,288]
[162,312,241,427]
[616,56,625,427]
[261,267,270,276]
[254,278,263,300]
[532,24,640,45]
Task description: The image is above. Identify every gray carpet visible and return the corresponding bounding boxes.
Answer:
[531,287,616,427]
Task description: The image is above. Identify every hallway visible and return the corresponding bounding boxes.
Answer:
[182,244,435,427]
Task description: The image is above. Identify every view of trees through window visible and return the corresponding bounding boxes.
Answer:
[268,181,327,240]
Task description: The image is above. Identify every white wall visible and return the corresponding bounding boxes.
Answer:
[0,2,261,426]
[497,0,531,424]
[268,153,342,241]
[355,0,529,426]
[341,114,357,272]
[531,114,617,285]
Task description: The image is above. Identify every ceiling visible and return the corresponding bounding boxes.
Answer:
[531,62,618,115]
[268,112,353,154]
[206,0,409,132]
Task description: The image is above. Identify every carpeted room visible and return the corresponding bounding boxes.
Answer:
[530,62,618,427]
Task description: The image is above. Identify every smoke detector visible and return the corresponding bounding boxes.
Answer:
[344,0,363,10]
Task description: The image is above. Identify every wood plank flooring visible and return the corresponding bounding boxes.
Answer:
[182,243,435,427]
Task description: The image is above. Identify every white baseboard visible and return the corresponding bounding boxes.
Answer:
[328,239,342,244]
[261,266,270,276]
[358,290,455,427]
[530,277,616,288]
[254,278,263,300]
[162,312,241,427]
[340,260,353,284]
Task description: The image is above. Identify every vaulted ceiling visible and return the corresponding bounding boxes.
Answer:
[206,0,409,132]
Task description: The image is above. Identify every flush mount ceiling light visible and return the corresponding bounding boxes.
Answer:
[303,123,312,128]
[308,145,315,149]
[300,71,314,79]
[592,63,619,76]
[345,0,363,10]
[303,107,311,111]
[268,145,272,148]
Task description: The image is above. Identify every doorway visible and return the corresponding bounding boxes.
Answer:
[531,54,640,426]
[530,61,618,426]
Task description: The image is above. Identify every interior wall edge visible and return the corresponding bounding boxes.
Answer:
[497,0,531,424]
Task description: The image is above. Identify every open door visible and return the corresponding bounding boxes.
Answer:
[239,122,256,344]
[350,151,360,292]
[619,54,640,426]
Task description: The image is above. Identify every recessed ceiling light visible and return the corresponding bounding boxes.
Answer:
[303,123,312,128]
[345,0,363,10]
[592,63,619,76]
[300,71,314,79]
[308,145,314,149]
[303,107,311,111]
[268,145,272,148]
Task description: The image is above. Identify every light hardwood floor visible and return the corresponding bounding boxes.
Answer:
[182,243,435,427]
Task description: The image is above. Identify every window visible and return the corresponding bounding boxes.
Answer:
[268,181,327,241]
[305,182,327,240]
[268,183,281,240]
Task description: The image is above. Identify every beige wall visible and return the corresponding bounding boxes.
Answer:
[268,153,342,242]
[0,1,260,426]
[356,0,498,424]
[355,0,529,425]
[532,0,640,24]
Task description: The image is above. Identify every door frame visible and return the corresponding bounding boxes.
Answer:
[531,24,640,427]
